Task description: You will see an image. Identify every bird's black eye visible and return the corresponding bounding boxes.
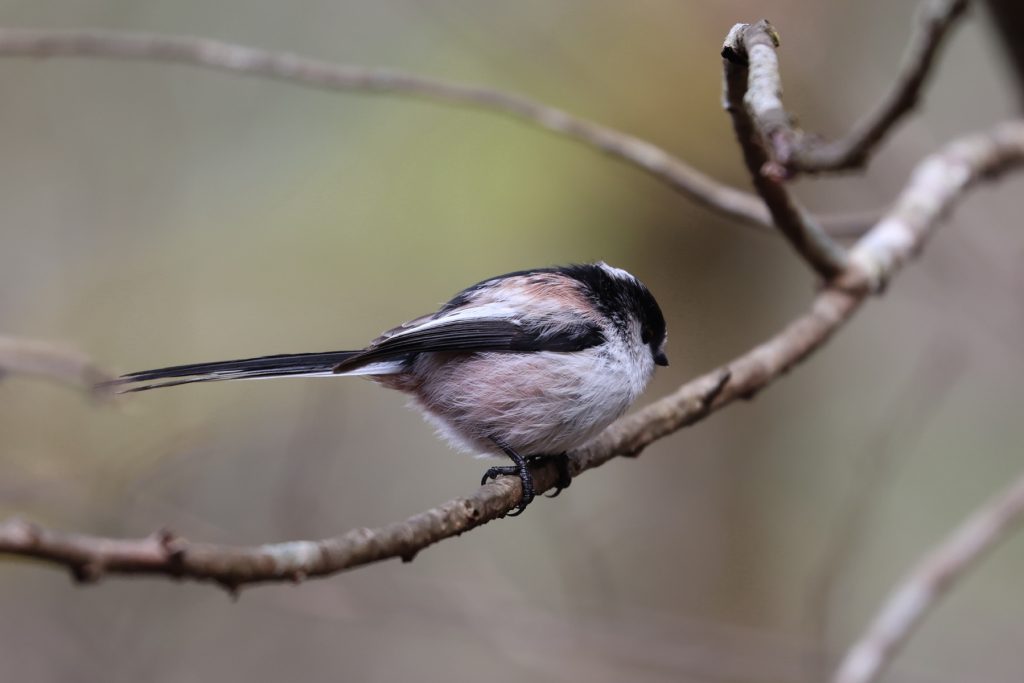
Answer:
[641,326,652,344]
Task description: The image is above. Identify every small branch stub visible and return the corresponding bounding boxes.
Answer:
[722,20,850,280]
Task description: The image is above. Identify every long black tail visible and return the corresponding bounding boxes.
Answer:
[109,349,362,393]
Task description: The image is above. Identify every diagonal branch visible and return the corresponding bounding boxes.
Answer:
[0,334,114,396]
[832,464,1024,683]
[802,0,969,173]
[732,0,969,178]
[0,27,779,231]
[805,347,966,681]
[722,21,850,280]
[3,120,1023,592]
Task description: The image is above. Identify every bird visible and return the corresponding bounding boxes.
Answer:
[109,262,668,515]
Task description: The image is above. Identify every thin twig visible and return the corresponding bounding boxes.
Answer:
[0,27,779,230]
[832,465,1024,683]
[0,27,881,237]
[733,0,969,177]
[0,335,113,396]
[801,0,969,173]
[3,120,1023,591]
[722,22,850,279]
[805,345,966,681]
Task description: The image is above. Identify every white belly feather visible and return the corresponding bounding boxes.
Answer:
[405,341,654,457]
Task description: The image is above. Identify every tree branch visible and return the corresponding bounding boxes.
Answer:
[728,0,969,178]
[722,21,850,280]
[803,0,969,173]
[3,120,1022,591]
[0,334,113,396]
[0,27,787,231]
[805,346,965,681]
[832,463,1024,683]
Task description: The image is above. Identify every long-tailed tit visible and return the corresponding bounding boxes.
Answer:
[111,262,668,514]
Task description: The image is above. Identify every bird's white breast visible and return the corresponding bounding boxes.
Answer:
[405,335,654,458]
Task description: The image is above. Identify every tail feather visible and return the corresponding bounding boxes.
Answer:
[109,349,372,393]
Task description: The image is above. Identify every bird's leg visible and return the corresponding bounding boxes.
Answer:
[481,437,534,516]
[527,453,572,498]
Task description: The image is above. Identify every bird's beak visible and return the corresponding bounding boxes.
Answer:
[654,351,669,367]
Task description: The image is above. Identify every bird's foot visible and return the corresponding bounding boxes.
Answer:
[527,453,572,498]
[482,438,536,515]
[480,462,535,516]
[480,447,574,515]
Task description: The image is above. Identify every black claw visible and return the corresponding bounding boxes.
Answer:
[525,453,572,498]
[484,437,536,515]
[547,453,573,498]
[500,464,534,516]
[479,441,574,515]
[481,465,518,486]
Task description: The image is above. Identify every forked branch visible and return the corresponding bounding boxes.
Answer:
[727,0,969,178]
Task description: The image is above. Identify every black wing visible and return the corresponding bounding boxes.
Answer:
[333,317,603,373]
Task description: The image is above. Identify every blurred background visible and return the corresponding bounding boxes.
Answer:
[2,1,1023,681]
